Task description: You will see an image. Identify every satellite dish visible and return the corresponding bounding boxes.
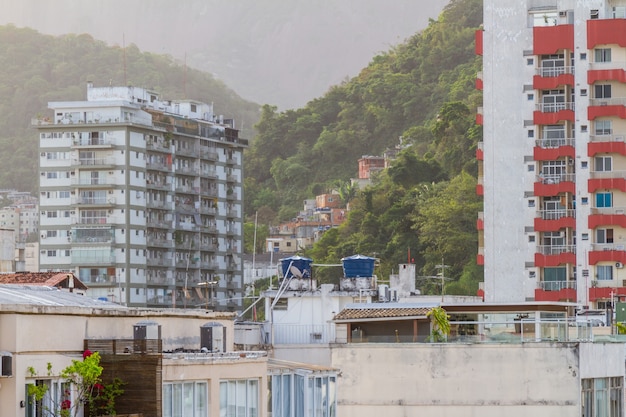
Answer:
[289,265,303,279]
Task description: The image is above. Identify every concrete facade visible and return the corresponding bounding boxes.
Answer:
[331,342,623,417]
[36,83,247,311]
[480,0,626,307]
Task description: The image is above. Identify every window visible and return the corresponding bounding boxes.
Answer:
[162,381,207,417]
[597,265,613,281]
[47,250,57,257]
[596,192,613,208]
[582,377,623,417]
[220,379,259,417]
[581,52,587,60]
[595,48,611,63]
[46,172,58,179]
[46,211,58,218]
[581,88,588,96]
[595,84,612,99]
[46,230,57,238]
[528,199,535,207]
[528,165,535,172]
[595,156,612,172]
[581,125,588,133]
[528,235,535,243]
[27,380,71,417]
[596,228,614,244]
[269,373,337,417]
[527,94,534,101]
[59,191,70,199]
[528,129,534,138]
[595,120,612,136]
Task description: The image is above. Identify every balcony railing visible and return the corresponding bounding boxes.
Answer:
[591,207,626,216]
[536,244,576,256]
[536,173,575,184]
[535,102,574,113]
[536,209,575,220]
[591,243,626,252]
[589,97,626,107]
[535,65,574,77]
[589,170,626,179]
[534,137,574,148]
[538,280,577,291]
[272,324,336,344]
[589,133,626,142]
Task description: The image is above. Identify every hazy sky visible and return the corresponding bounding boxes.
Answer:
[0,0,448,109]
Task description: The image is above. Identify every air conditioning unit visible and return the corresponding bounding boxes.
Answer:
[40,152,46,157]
[616,136,625,142]
[616,262,624,269]
[0,353,12,377]
[559,11,567,17]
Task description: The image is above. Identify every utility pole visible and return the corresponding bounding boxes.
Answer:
[435,258,450,302]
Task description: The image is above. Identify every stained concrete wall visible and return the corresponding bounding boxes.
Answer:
[331,342,622,417]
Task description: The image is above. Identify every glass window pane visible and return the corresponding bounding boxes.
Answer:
[173,384,183,417]
[220,381,228,417]
[237,380,247,417]
[248,379,259,417]
[196,382,207,417]
[163,384,172,417]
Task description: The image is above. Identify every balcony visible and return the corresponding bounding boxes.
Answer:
[71,136,113,148]
[477,212,484,230]
[533,66,574,89]
[534,209,575,231]
[533,102,575,124]
[535,245,576,267]
[199,149,219,161]
[589,285,626,302]
[75,216,108,225]
[476,142,483,160]
[587,19,626,50]
[476,71,483,90]
[588,134,626,156]
[146,141,170,153]
[72,196,115,207]
[588,171,626,193]
[146,179,171,191]
[146,161,171,172]
[175,146,199,157]
[533,138,575,160]
[147,257,172,267]
[175,165,197,176]
[533,24,573,54]
[475,29,482,55]
[71,178,113,188]
[146,200,172,210]
[73,157,115,168]
[146,219,172,229]
[588,67,626,84]
[71,252,115,265]
[589,207,626,228]
[200,169,217,179]
[589,243,626,265]
[147,238,173,249]
[588,97,626,120]
[476,175,484,196]
[535,280,576,302]
[534,173,575,196]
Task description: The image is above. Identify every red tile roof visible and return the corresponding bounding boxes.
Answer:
[333,306,431,321]
[0,272,88,290]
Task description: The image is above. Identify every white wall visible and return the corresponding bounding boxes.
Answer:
[331,342,621,417]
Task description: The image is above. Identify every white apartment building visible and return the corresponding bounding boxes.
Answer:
[36,83,246,310]
[479,0,626,308]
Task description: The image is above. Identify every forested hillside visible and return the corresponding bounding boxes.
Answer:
[0,25,260,192]
[245,0,484,294]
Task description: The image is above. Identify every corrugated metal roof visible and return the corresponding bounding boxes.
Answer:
[0,284,117,308]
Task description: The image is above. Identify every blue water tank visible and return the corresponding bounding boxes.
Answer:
[280,256,313,279]
[341,254,375,278]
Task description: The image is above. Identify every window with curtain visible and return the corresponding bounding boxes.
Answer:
[581,377,623,417]
[220,379,259,417]
[162,381,207,417]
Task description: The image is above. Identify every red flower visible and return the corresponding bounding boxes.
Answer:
[83,350,93,359]
[61,399,71,409]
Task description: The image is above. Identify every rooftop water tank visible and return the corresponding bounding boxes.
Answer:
[280,255,313,279]
[341,254,375,278]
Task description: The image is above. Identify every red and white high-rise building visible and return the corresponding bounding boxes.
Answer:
[479,1,626,308]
